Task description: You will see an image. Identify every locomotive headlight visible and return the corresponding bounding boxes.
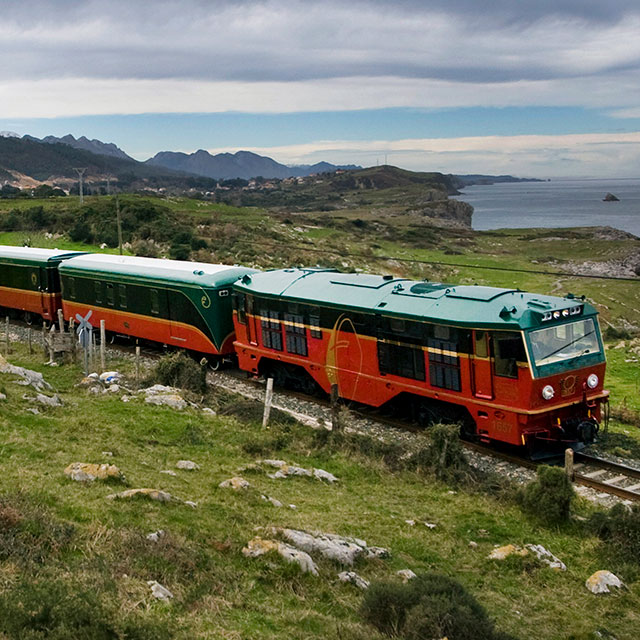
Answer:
[553,311,560,319]
[587,374,599,389]
[542,385,555,400]
[562,309,569,317]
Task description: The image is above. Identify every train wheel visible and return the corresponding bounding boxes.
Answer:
[24,311,33,325]
[208,357,221,372]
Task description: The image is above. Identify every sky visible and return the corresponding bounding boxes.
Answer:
[2,0,640,177]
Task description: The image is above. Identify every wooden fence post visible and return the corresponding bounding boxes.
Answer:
[57,309,64,335]
[4,316,9,355]
[330,383,340,431]
[135,345,141,389]
[28,326,32,354]
[565,448,574,481]
[100,320,106,372]
[262,377,274,429]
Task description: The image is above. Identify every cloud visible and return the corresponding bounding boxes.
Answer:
[3,73,640,119]
[2,0,640,85]
[196,132,640,177]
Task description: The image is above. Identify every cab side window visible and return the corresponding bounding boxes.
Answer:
[494,332,526,378]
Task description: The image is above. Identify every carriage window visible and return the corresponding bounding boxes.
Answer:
[434,324,450,340]
[285,313,308,356]
[494,332,526,378]
[378,341,426,381]
[151,289,159,315]
[428,338,461,391]
[261,310,283,351]
[68,277,76,300]
[309,308,322,339]
[475,331,489,358]
[106,283,114,306]
[390,318,406,333]
[94,280,102,303]
[119,285,127,309]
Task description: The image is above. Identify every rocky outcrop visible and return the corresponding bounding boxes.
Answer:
[408,198,473,228]
[603,192,620,202]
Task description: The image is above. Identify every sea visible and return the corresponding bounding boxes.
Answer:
[452,178,640,237]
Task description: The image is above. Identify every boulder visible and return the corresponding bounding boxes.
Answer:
[276,528,389,565]
[488,544,566,570]
[0,355,52,391]
[338,571,370,589]
[176,460,200,471]
[397,569,417,582]
[313,468,339,483]
[64,462,124,483]
[488,544,529,561]
[106,488,174,502]
[585,570,625,594]
[219,476,250,490]
[147,580,173,600]
[242,536,318,575]
[603,193,620,202]
[36,393,63,407]
[0,392,6,401]
[261,494,283,508]
[146,530,166,542]
[145,394,187,410]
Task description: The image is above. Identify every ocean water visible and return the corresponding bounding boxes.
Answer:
[452,178,640,237]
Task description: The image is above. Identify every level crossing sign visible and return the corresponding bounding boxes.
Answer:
[75,310,93,374]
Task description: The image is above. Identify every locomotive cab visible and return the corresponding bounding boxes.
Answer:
[520,307,607,455]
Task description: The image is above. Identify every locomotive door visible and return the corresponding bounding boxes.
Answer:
[246,295,258,345]
[471,330,494,399]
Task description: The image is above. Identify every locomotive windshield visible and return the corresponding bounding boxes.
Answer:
[529,318,600,367]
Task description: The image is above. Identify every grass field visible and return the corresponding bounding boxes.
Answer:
[0,344,638,639]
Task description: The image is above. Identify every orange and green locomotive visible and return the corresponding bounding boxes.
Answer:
[58,254,256,364]
[232,268,608,453]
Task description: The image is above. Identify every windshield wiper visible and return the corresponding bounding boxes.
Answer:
[538,329,596,362]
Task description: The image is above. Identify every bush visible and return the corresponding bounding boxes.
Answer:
[0,578,173,640]
[518,465,574,525]
[602,326,632,341]
[361,573,515,640]
[589,502,640,562]
[151,351,207,394]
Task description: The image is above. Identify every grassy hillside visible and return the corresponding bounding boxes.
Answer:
[0,344,638,639]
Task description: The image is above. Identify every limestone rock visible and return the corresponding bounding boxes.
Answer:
[0,392,6,401]
[36,393,63,407]
[313,468,338,483]
[219,476,250,490]
[525,544,566,571]
[176,460,200,471]
[338,571,370,589]
[397,569,417,582]
[160,469,177,477]
[145,394,187,410]
[488,544,529,561]
[276,528,389,565]
[106,488,173,502]
[202,407,216,415]
[0,354,52,391]
[585,570,625,594]
[146,530,166,542]
[147,580,173,600]
[261,494,283,508]
[64,462,124,483]
[242,536,318,575]
[469,541,478,549]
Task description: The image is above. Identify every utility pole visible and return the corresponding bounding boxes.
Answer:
[106,175,111,196]
[115,196,123,255]
[73,168,87,204]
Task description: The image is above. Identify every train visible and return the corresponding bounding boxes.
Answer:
[0,246,609,455]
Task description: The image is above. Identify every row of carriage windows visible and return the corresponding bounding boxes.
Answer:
[236,294,526,391]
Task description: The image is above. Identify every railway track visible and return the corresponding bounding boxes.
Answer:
[4,317,640,503]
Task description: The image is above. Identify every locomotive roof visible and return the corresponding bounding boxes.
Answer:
[234,268,597,331]
[60,254,256,287]
[0,245,86,264]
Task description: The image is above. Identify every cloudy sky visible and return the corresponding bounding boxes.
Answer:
[2,0,640,176]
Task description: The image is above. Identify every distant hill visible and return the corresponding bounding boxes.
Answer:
[452,174,544,187]
[24,134,134,161]
[147,149,360,180]
[0,136,199,189]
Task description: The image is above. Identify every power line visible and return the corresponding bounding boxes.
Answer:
[228,239,640,282]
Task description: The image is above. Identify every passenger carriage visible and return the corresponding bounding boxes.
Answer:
[0,246,86,322]
[232,268,608,453]
[59,254,256,363]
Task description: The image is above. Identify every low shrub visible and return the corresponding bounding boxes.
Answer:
[151,351,207,394]
[518,465,574,525]
[602,326,632,341]
[415,423,469,483]
[0,578,174,640]
[589,502,640,562]
[361,573,515,640]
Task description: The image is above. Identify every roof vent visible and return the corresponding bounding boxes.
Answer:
[382,274,394,281]
[193,270,205,276]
